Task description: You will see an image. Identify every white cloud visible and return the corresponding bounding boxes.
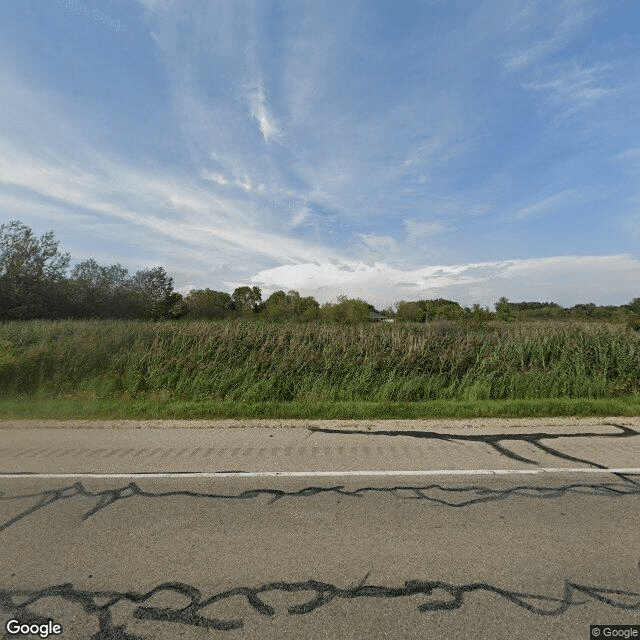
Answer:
[235,176,253,192]
[358,234,397,253]
[251,254,640,308]
[521,61,618,115]
[500,3,621,122]
[401,135,447,170]
[0,56,342,281]
[4,0,637,310]
[466,203,493,217]
[201,170,256,193]
[404,219,450,238]
[287,207,310,229]
[503,0,598,71]
[512,188,576,220]
[281,1,357,128]
[0,191,84,226]
[176,283,197,296]
[200,172,229,186]
[135,0,177,13]
[248,86,280,142]
[130,0,501,233]
[625,213,640,239]
[251,259,499,303]
[393,133,485,185]
[614,147,640,176]
[0,134,343,270]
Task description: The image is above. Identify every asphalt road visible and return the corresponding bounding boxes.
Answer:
[0,418,639,640]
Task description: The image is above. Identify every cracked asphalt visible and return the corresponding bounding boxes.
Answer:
[0,418,638,639]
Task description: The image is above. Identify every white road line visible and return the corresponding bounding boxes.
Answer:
[0,468,639,479]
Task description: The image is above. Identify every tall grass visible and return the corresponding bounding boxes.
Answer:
[0,319,638,402]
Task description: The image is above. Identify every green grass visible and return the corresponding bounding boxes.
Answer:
[0,318,639,419]
[1,396,640,420]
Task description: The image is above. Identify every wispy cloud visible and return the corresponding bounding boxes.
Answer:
[404,219,450,238]
[521,61,619,116]
[0,134,341,269]
[513,188,576,220]
[614,146,640,176]
[200,172,229,187]
[135,0,177,14]
[498,1,626,128]
[2,0,639,307]
[358,233,397,253]
[399,134,474,171]
[201,170,260,193]
[626,213,640,238]
[286,207,310,229]
[503,0,598,71]
[248,85,280,142]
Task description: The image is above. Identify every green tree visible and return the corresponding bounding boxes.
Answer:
[423,298,464,321]
[260,290,319,320]
[232,285,262,314]
[342,297,370,323]
[164,292,186,319]
[626,298,640,315]
[321,296,370,323]
[0,220,70,282]
[183,289,233,319]
[466,303,492,325]
[131,267,177,319]
[395,301,425,323]
[69,259,137,318]
[494,296,515,321]
[570,303,597,319]
[0,220,71,319]
[263,290,289,319]
[297,294,320,320]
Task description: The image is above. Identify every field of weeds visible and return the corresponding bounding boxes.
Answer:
[0,320,638,408]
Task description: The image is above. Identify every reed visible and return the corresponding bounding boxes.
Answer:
[1,319,638,402]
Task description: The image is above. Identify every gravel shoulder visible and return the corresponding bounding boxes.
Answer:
[0,416,639,430]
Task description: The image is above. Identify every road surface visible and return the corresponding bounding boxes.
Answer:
[0,418,638,639]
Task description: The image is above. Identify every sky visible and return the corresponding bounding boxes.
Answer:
[1,0,639,310]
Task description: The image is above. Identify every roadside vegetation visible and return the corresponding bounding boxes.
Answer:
[0,319,639,419]
[1,220,639,419]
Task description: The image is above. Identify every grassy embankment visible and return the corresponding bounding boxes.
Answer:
[0,319,639,419]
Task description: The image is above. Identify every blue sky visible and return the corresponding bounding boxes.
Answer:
[1,0,639,309]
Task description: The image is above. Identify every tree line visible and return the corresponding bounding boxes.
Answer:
[1,220,639,327]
